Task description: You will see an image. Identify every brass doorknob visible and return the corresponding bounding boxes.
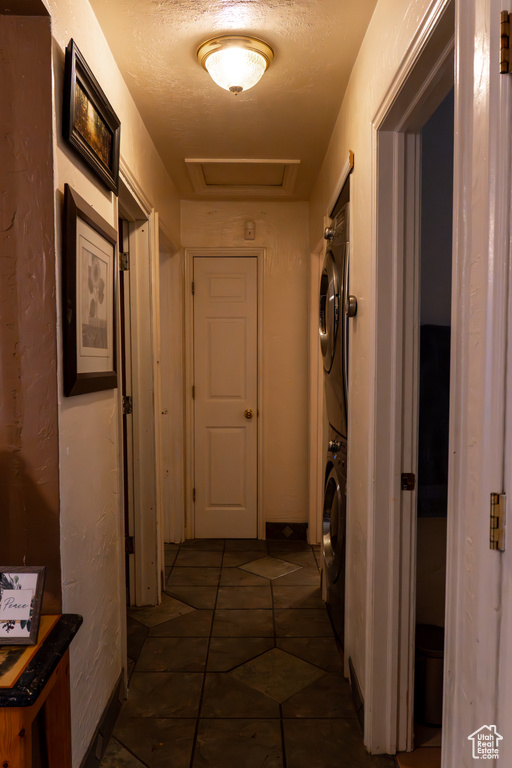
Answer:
[244,409,254,420]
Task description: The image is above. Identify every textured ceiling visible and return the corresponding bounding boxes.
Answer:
[90,0,378,200]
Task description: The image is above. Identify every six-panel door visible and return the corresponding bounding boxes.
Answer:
[193,257,258,538]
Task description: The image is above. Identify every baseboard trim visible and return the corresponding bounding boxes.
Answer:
[79,672,125,768]
[348,656,365,732]
[265,522,308,540]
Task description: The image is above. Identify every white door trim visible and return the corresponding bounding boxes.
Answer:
[367,0,454,754]
[445,2,509,763]
[184,247,265,540]
[119,164,162,606]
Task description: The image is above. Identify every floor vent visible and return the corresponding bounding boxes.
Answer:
[265,522,308,541]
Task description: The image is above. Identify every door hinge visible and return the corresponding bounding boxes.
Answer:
[401,472,416,491]
[490,492,506,551]
[193,488,196,502]
[192,281,195,295]
[123,395,133,415]
[501,11,510,74]
[125,535,135,555]
[192,385,195,400]
[120,252,130,271]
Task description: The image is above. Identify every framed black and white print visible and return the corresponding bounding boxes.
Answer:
[63,184,118,396]
[0,567,46,646]
[63,39,121,194]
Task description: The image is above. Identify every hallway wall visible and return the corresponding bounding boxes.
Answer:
[181,201,310,529]
[308,0,437,707]
[41,0,182,765]
[0,15,62,614]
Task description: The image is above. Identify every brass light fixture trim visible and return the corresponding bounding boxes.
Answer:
[197,35,274,94]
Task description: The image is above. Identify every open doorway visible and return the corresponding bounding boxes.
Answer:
[412,90,453,758]
[367,0,455,756]
[118,173,162,607]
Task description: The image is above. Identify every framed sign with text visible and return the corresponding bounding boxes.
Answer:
[0,567,46,646]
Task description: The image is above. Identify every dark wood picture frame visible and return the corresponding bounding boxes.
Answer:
[0,567,46,646]
[63,39,121,194]
[63,184,118,396]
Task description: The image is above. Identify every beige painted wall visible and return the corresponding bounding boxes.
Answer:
[308,0,434,698]
[0,15,61,613]
[181,201,310,527]
[39,0,182,764]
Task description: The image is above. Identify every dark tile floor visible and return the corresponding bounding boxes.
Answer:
[100,539,396,768]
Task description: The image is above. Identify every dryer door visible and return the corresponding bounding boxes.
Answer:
[319,250,339,374]
[322,461,346,585]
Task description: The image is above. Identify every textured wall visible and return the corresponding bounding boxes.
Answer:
[0,16,61,613]
[181,201,310,526]
[308,0,435,699]
[39,0,182,764]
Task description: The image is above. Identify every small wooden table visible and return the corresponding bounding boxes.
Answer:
[0,614,82,768]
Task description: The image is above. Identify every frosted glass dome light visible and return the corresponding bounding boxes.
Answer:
[197,36,274,95]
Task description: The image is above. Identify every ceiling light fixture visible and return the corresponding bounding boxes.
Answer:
[197,35,274,95]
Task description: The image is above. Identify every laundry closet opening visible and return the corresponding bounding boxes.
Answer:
[413,88,454,752]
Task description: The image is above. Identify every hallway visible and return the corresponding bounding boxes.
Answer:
[100,539,396,768]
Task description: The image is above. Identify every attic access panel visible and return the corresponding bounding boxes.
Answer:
[185,158,300,197]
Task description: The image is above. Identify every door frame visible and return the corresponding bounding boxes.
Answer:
[367,0,454,754]
[446,1,510,762]
[118,160,163,605]
[184,247,265,539]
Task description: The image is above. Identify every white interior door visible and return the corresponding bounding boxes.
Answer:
[193,256,258,538]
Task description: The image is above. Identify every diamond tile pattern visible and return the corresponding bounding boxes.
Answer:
[128,593,194,627]
[240,555,301,580]
[101,539,395,768]
[230,647,325,702]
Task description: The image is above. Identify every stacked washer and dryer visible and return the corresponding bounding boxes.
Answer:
[319,183,356,649]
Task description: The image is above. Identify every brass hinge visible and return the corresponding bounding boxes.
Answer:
[120,252,130,271]
[401,472,416,491]
[123,395,133,415]
[192,385,195,400]
[501,11,510,74]
[125,535,135,555]
[490,492,506,551]
[193,488,196,502]
[192,281,195,295]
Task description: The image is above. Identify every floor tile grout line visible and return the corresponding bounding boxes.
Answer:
[187,538,225,768]
[280,706,288,768]
[118,541,344,768]
[109,734,151,768]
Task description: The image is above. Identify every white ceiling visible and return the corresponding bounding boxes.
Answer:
[90,0,378,200]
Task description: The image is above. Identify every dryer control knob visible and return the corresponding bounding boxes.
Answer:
[328,440,341,454]
[324,226,334,241]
